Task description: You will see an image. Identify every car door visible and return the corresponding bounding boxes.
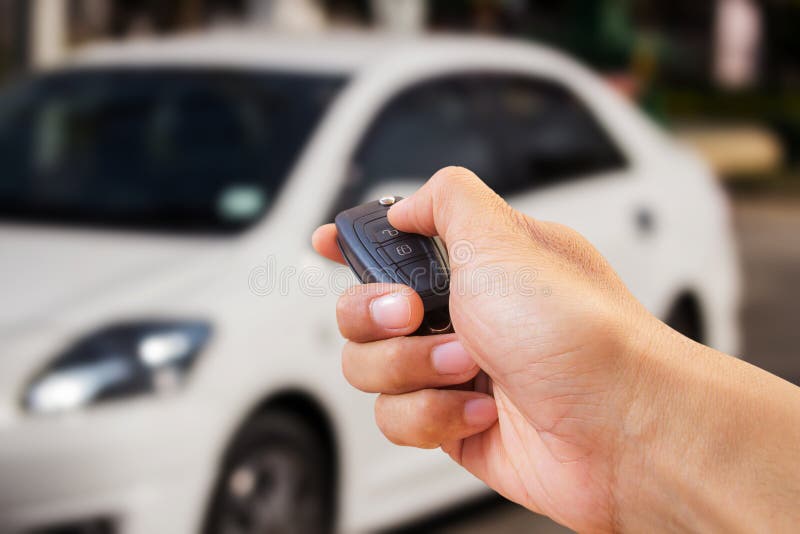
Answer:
[330,74,504,497]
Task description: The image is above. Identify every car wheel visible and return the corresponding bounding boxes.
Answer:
[204,411,334,534]
[665,296,704,344]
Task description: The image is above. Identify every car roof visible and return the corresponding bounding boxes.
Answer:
[66,30,568,76]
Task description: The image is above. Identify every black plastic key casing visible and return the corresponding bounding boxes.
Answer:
[335,198,453,335]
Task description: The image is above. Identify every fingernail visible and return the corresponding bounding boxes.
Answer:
[464,398,498,426]
[432,341,475,374]
[370,293,411,329]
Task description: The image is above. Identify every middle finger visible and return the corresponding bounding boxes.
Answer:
[343,335,480,394]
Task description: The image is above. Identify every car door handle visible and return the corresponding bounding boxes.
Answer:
[635,207,656,236]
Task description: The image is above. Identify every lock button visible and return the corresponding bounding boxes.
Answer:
[379,238,426,264]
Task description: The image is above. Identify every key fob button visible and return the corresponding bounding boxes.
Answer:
[399,259,433,294]
[399,258,449,295]
[379,238,426,264]
[364,218,402,243]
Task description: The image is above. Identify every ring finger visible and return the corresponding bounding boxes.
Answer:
[375,389,498,449]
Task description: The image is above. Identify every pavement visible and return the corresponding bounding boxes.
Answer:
[396,193,800,534]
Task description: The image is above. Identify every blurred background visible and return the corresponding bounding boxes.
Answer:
[0,1,798,533]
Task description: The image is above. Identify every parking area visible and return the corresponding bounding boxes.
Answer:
[407,192,800,533]
[735,195,800,385]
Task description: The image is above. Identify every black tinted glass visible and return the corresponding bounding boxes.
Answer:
[353,76,499,188]
[0,68,345,232]
[350,73,626,200]
[487,75,627,194]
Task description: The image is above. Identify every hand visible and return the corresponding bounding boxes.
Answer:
[314,166,653,531]
[312,167,800,532]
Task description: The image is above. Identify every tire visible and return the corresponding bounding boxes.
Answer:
[665,296,704,344]
[204,411,334,534]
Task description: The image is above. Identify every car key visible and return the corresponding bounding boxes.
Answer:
[335,196,453,336]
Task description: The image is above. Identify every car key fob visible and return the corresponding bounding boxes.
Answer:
[335,196,453,336]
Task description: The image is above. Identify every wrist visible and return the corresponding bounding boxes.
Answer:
[612,317,800,532]
[615,317,727,532]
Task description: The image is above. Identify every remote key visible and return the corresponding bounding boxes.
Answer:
[335,196,453,336]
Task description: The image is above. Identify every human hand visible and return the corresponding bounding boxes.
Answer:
[313,166,661,531]
[312,167,800,533]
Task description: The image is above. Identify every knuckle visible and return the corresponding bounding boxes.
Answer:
[413,392,444,448]
[543,222,615,279]
[383,339,408,392]
[335,292,350,314]
[433,166,477,191]
[434,165,471,180]
[373,396,401,444]
[511,208,537,237]
[335,295,355,336]
[373,393,387,417]
[340,342,358,384]
[374,392,443,449]
[415,389,441,417]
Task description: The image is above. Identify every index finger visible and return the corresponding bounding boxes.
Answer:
[311,223,345,264]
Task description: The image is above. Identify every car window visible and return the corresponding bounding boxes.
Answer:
[342,75,499,207]
[343,73,627,209]
[484,75,628,194]
[0,68,345,233]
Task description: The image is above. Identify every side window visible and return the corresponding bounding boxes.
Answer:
[345,76,499,202]
[337,73,627,217]
[486,75,628,195]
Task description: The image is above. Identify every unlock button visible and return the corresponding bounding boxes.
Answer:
[364,218,403,243]
[379,239,426,264]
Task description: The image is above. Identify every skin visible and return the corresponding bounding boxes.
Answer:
[312,167,800,533]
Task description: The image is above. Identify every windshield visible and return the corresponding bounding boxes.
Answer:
[0,68,345,233]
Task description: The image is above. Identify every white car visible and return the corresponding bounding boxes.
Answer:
[0,32,740,533]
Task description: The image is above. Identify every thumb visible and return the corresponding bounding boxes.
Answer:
[387,166,518,246]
